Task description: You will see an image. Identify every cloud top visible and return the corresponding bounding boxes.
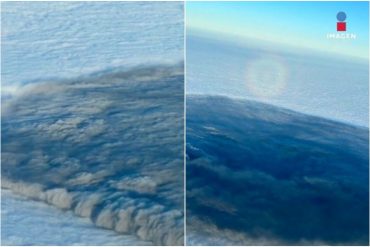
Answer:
[2,64,184,246]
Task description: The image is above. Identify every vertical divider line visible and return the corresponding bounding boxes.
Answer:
[368,2,370,240]
[183,0,187,245]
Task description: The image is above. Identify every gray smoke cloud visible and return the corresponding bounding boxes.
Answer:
[2,64,184,246]
[186,95,369,246]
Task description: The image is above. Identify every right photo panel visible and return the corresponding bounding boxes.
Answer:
[186,2,369,246]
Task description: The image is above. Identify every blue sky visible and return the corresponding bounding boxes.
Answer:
[187,1,369,59]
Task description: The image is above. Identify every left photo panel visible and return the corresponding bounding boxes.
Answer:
[1,2,184,246]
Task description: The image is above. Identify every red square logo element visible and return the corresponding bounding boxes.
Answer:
[337,22,346,31]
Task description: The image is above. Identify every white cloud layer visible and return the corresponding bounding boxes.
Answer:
[1,190,152,245]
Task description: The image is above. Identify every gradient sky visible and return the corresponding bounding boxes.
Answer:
[186,1,369,59]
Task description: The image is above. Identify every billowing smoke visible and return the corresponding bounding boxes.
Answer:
[2,64,184,246]
[186,95,369,245]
